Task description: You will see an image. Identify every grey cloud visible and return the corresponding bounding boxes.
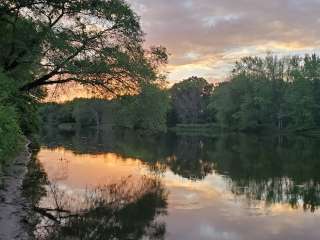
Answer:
[128,0,320,80]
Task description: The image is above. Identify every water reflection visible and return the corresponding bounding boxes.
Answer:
[40,129,320,212]
[210,135,320,212]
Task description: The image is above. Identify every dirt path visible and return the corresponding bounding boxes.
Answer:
[0,142,31,240]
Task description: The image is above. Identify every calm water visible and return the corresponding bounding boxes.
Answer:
[35,129,320,240]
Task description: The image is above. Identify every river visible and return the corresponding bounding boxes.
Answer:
[33,128,320,240]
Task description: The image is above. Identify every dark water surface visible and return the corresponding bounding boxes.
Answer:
[36,129,320,240]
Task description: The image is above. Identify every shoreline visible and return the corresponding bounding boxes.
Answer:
[0,141,32,240]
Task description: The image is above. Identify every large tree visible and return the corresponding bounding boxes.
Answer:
[0,0,167,96]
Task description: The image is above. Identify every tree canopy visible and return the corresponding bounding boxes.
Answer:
[209,54,320,131]
[0,0,167,95]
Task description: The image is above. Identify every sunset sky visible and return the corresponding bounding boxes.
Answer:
[128,0,320,84]
[47,0,320,102]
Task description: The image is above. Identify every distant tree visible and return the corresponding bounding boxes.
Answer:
[135,84,170,132]
[115,83,170,132]
[285,77,316,130]
[283,55,320,130]
[210,56,292,131]
[303,55,320,126]
[72,99,114,128]
[210,74,277,131]
[233,55,288,130]
[208,81,241,130]
[210,54,320,131]
[170,76,213,124]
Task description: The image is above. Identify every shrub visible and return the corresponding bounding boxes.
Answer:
[0,106,23,164]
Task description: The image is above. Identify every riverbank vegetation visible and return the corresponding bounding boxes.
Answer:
[0,105,23,171]
[40,83,170,133]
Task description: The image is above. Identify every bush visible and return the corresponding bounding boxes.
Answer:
[0,106,23,164]
[0,70,40,136]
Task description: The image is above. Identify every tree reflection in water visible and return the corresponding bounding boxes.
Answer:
[40,128,320,212]
[35,176,167,240]
[209,135,320,212]
[165,136,215,180]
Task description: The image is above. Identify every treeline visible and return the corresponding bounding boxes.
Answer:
[41,77,213,133]
[40,83,170,133]
[211,54,320,131]
[42,54,320,134]
[171,54,320,132]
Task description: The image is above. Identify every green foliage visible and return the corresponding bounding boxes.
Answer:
[39,99,115,130]
[115,84,170,133]
[170,76,213,124]
[0,106,23,163]
[0,71,25,165]
[39,53,320,134]
[114,96,139,129]
[40,84,170,133]
[209,54,320,132]
[286,78,316,129]
[0,70,40,135]
[0,14,41,84]
[0,0,168,158]
[14,94,40,135]
[284,55,320,129]
[1,0,167,94]
[72,99,114,128]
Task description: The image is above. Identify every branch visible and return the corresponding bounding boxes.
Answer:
[31,78,76,86]
[20,25,119,92]
[33,206,60,223]
[20,45,86,91]
[49,9,64,28]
